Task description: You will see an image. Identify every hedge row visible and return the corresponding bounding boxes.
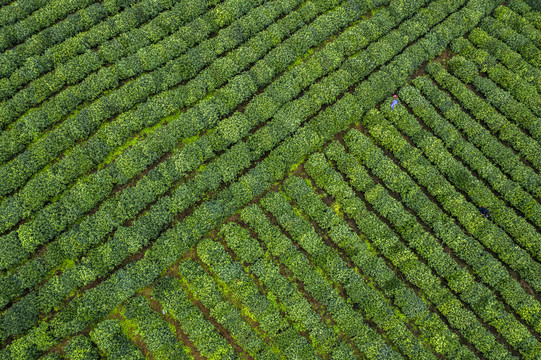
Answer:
[412,75,541,201]
[451,36,541,117]
[0,0,207,107]
[0,0,98,53]
[507,0,541,30]
[466,26,541,92]
[0,4,369,331]
[380,98,541,324]
[310,146,515,360]
[493,5,541,50]
[241,204,402,359]
[220,222,357,358]
[343,127,541,358]
[0,0,49,27]
[265,187,437,360]
[303,153,477,359]
[122,296,189,360]
[89,319,144,360]
[480,16,541,69]
[426,62,541,172]
[0,0,389,277]
[196,238,316,358]
[0,0,502,354]
[0,0,207,97]
[393,84,541,242]
[62,335,99,360]
[178,259,277,358]
[0,0,269,168]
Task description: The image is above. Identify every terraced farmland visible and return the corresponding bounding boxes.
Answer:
[1,0,541,359]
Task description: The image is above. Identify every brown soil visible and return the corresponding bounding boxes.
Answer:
[410,61,428,81]
[433,47,453,70]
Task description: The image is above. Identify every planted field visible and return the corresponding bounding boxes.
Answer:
[0,0,540,359]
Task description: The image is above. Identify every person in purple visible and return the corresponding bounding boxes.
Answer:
[391,94,399,109]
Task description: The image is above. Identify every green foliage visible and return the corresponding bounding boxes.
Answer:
[89,319,144,360]
[447,55,478,83]
[219,223,262,264]
[426,61,541,171]
[123,296,188,360]
[178,260,271,357]
[63,335,99,360]
[320,141,518,359]
[344,125,541,357]
[152,276,236,359]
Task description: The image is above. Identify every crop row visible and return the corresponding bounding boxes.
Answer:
[122,295,191,359]
[221,222,360,358]
[391,80,541,249]
[398,82,541,240]
[0,0,206,99]
[0,0,364,298]
[0,0,377,334]
[241,203,402,359]
[307,146,517,360]
[0,0,502,355]
[0,0,356,241]
[480,16,541,69]
[0,0,492,306]
[0,0,211,118]
[178,259,279,358]
[0,0,99,53]
[379,95,541,326]
[0,0,48,27]
[451,34,541,117]
[341,125,541,358]
[426,62,541,172]
[0,0,416,296]
[507,0,541,30]
[197,237,318,359]
[89,319,144,359]
[446,50,541,143]
[0,2,111,97]
[62,334,99,360]
[466,25,541,93]
[493,4,541,50]
[0,0,319,251]
[354,105,541,323]
[411,75,541,201]
[0,0,142,94]
[264,187,438,359]
[0,0,458,250]
[0,0,473,323]
[0,0,268,172]
[300,156,478,359]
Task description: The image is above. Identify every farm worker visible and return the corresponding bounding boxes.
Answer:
[391,94,399,109]
[479,207,490,218]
